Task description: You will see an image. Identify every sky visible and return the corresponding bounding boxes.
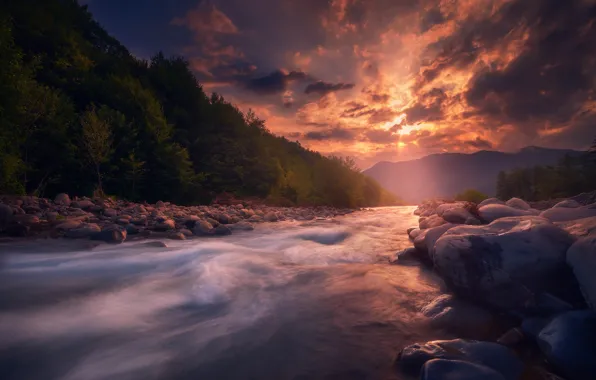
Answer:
[84,0,596,169]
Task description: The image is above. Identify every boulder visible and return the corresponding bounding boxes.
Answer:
[264,212,279,222]
[567,233,596,310]
[64,223,102,239]
[103,208,118,217]
[396,339,523,379]
[392,247,420,264]
[433,216,574,311]
[421,295,495,338]
[553,199,582,209]
[419,214,447,229]
[435,202,467,217]
[537,311,596,380]
[229,222,255,231]
[0,204,14,231]
[506,197,531,210]
[153,219,175,231]
[91,228,127,244]
[54,193,71,206]
[168,232,186,240]
[409,228,422,240]
[131,217,147,226]
[179,228,193,237]
[478,198,505,207]
[478,204,538,223]
[214,224,232,236]
[71,200,94,209]
[464,217,482,225]
[12,214,40,225]
[248,215,262,223]
[421,359,506,380]
[55,221,83,231]
[442,207,475,224]
[496,328,525,347]
[216,213,231,224]
[540,203,596,223]
[521,317,550,340]
[413,223,456,260]
[156,200,165,208]
[193,220,214,236]
[557,216,596,238]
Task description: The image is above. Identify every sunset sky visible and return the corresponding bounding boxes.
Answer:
[85,0,596,168]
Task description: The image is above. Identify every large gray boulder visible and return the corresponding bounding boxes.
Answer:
[421,295,495,338]
[434,216,574,311]
[91,228,127,244]
[435,202,466,217]
[442,207,476,224]
[506,197,531,210]
[478,198,505,208]
[537,311,596,380]
[54,193,71,206]
[193,220,214,236]
[421,359,506,380]
[419,214,447,229]
[396,339,523,379]
[553,199,582,208]
[567,233,596,310]
[478,204,539,223]
[557,216,596,238]
[541,203,596,223]
[413,223,456,260]
[64,223,101,239]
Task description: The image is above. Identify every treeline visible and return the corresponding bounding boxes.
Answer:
[496,146,596,201]
[0,0,398,208]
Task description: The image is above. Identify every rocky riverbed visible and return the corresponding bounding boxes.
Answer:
[392,192,596,380]
[0,193,355,245]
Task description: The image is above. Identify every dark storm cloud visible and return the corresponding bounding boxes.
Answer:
[245,70,310,95]
[418,0,596,135]
[367,108,398,124]
[304,81,355,95]
[420,9,446,33]
[465,137,494,149]
[303,127,356,141]
[404,88,447,124]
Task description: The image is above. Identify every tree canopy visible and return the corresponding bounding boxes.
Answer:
[496,151,596,201]
[0,0,399,207]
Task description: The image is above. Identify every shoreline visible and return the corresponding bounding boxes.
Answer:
[0,193,358,246]
[392,194,596,379]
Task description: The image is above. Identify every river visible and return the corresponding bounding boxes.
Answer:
[0,206,453,380]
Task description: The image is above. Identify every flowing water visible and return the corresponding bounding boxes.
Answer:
[0,206,452,380]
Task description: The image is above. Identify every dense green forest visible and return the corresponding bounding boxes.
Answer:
[496,145,596,201]
[0,0,397,207]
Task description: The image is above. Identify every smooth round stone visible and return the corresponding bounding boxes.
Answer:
[421,359,506,380]
[537,310,596,380]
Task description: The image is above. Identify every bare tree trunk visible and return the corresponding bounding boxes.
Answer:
[96,163,103,197]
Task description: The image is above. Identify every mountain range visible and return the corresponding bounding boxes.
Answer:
[363,146,581,203]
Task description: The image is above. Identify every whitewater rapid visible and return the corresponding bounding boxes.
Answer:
[0,206,451,380]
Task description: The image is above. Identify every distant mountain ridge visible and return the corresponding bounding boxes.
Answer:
[363,146,582,203]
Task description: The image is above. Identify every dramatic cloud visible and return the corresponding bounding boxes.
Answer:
[303,127,356,141]
[304,81,355,95]
[245,70,309,95]
[88,0,596,168]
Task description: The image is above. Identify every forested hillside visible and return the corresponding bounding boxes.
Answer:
[496,144,596,201]
[0,0,397,207]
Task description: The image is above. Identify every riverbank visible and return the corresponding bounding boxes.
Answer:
[0,193,357,246]
[392,193,596,380]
